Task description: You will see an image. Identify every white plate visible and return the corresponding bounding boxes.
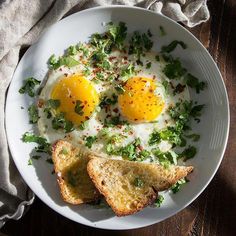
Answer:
[5,6,229,230]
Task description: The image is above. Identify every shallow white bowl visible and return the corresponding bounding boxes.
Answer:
[5,6,229,230]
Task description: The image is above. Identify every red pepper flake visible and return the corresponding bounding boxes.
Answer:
[109,56,116,61]
[149,89,153,93]
[59,68,62,71]
[113,108,119,113]
[64,73,68,77]
[117,125,122,129]
[123,56,128,60]
[37,99,44,108]
[85,116,89,120]
[137,145,144,151]
[153,75,156,79]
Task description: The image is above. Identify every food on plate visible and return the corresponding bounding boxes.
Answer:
[20,22,206,215]
[52,140,100,204]
[87,156,193,216]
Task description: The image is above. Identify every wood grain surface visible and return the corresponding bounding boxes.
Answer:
[1,0,236,235]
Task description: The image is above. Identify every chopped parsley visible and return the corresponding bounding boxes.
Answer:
[28,158,33,165]
[163,58,186,80]
[85,136,97,148]
[155,195,164,207]
[120,63,136,80]
[28,104,39,124]
[67,45,78,55]
[48,54,79,70]
[99,94,118,108]
[180,146,197,161]
[159,26,166,36]
[185,133,200,142]
[146,62,152,69]
[52,113,74,133]
[185,73,206,93]
[78,120,88,130]
[19,77,40,97]
[108,22,127,49]
[59,147,69,155]
[171,178,189,193]
[133,177,144,188]
[115,85,125,94]
[161,40,187,54]
[152,148,178,168]
[148,131,161,146]
[44,99,60,118]
[74,100,84,115]
[22,132,51,154]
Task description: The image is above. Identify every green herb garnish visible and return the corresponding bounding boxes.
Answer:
[171,178,189,193]
[159,26,166,36]
[52,113,74,133]
[100,94,118,108]
[133,177,144,188]
[148,131,161,146]
[85,136,97,148]
[28,104,39,124]
[22,132,51,154]
[180,146,197,161]
[19,77,40,97]
[161,40,187,53]
[155,195,164,207]
[74,100,84,115]
[185,73,206,93]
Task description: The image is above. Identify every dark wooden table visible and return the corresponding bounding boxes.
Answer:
[1,0,236,235]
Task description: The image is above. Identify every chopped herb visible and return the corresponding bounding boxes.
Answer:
[28,104,39,124]
[147,29,153,37]
[148,131,161,146]
[118,138,141,160]
[99,94,118,108]
[78,120,88,130]
[155,55,160,61]
[128,31,153,61]
[74,100,84,116]
[133,177,144,187]
[60,147,69,155]
[48,54,79,69]
[185,73,206,93]
[85,136,97,148]
[159,26,166,36]
[28,158,33,165]
[162,80,169,93]
[152,148,178,167]
[32,155,41,160]
[185,133,200,142]
[19,77,40,97]
[171,178,188,193]
[67,45,78,55]
[22,132,51,154]
[180,146,197,161]
[52,113,74,133]
[46,158,53,164]
[83,66,91,76]
[155,195,164,207]
[138,149,151,161]
[161,40,187,54]
[115,85,125,94]
[120,63,136,80]
[108,22,127,49]
[146,62,152,69]
[173,83,186,95]
[163,58,186,79]
[67,170,79,187]
[44,99,60,119]
[76,43,89,57]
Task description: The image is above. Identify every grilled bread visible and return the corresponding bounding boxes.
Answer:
[87,157,193,216]
[52,140,100,204]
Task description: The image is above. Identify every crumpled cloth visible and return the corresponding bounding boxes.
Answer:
[0,0,209,228]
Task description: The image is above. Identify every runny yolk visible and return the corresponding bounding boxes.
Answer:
[118,77,164,123]
[51,74,99,126]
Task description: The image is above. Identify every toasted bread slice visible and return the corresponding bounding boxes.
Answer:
[52,140,100,204]
[87,157,193,216]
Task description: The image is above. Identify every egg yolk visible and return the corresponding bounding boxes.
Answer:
[51,74,99,126]
[118,77,164,123]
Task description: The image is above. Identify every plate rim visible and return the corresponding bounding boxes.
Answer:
[5,5,230,230]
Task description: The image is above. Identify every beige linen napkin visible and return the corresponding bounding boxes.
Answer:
[0,0,209,227]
